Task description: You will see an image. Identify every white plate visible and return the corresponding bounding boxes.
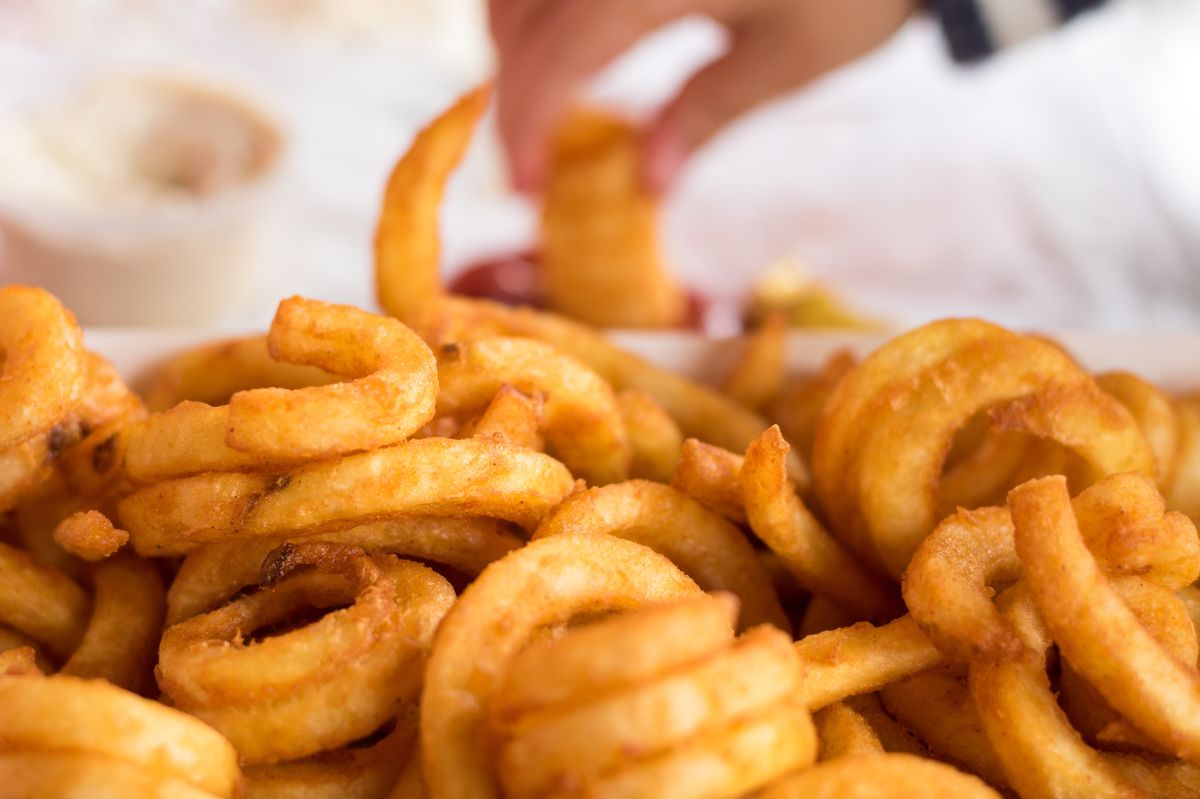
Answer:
[87,326,1200,393]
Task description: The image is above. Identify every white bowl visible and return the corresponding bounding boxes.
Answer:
[0,73,285,325]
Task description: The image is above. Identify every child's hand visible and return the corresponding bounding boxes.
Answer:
[490,0,916,194]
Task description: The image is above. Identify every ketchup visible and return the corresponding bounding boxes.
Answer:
[680,290,709,332]
[449,249,713,331]
[448,250,545,308]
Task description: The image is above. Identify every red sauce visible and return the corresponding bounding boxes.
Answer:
[681,290,708,332]
[450,249,713,331]
[448,250,545,308]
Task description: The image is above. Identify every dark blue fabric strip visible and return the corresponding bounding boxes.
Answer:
[1054,0,1111,21]
[926,0,995,63]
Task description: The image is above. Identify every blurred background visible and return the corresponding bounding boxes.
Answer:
[0,0,1197,331]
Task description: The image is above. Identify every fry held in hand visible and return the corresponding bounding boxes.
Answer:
[541,109,686,328]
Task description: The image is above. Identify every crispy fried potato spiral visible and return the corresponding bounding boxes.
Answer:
[158,543,454,765]
[489,594,817,799]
